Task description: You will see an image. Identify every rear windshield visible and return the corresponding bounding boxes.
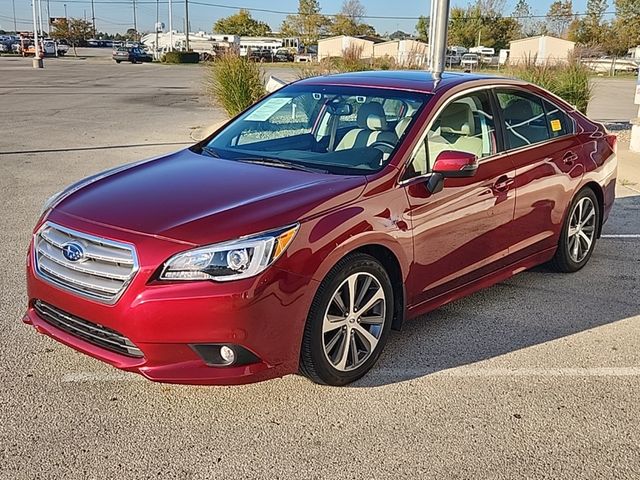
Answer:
[197,85,431,175]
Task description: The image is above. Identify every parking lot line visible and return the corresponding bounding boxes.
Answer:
[601,234,640,238]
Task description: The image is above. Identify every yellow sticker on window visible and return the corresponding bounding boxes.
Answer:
[550,119,562,132]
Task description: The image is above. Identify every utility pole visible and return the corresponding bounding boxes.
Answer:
[430,0,451,82]
[37,0,44,37]
[12,0,17,32]
[155,0,159,59]
[168,0,173,51]
[91,0,96,37]
[46,0,51,35]
[184,0,190,51]
[31,0,43,67]
[132,0,138,40]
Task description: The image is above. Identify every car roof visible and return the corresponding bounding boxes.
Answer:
[294,70,502,94]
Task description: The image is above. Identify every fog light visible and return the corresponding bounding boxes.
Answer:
[220,345,235,364]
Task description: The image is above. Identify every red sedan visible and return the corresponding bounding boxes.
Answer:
[24,71,617,386]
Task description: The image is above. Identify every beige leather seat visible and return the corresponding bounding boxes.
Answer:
[428,101,483,162]
[335,102,398,151]
[395,117,413,138]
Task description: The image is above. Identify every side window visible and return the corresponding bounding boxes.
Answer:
[404,90,497,179]
[497,90,550,149]
[543,99,574,138]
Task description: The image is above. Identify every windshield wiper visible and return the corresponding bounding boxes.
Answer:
[234,157,328,174]
[201,146,221,158]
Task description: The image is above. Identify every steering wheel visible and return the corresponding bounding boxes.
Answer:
[370,140,396,154]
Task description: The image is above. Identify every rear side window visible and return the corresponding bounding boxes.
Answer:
[543,99,574,138]
[497,90,550,149]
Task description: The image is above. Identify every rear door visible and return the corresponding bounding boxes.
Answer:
[493,88,584,262]
[403,89,517,307]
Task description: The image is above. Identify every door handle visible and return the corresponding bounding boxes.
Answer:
[492,176,514,193]
[563,151,579,165]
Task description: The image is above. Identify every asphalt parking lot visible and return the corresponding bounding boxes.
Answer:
[1,53,639,479]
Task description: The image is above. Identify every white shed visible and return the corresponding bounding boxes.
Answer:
[509,35,575,66]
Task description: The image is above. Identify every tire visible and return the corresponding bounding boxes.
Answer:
[550,187,600,273]
[115,60,121,64]
[300,253,394,386]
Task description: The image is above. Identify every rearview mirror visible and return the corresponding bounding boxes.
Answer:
[327,103,353,116]
[426,150,479,194]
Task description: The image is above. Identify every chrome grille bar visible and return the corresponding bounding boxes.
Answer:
[34,300,143,358]
[34,222,139,303]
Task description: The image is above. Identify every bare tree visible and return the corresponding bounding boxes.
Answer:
[341,0,366,23]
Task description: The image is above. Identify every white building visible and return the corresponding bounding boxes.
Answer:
[509,35,575,66]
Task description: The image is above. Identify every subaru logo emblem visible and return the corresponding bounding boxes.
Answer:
[62,242,85,262]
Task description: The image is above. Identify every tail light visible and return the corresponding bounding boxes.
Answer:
[605,133,617,154]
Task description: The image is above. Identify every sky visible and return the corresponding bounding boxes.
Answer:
[0,0,595,36]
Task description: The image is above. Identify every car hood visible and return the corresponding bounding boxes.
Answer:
[52,149,367,245]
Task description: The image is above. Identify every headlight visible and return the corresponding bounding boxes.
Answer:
[160,224,299,282]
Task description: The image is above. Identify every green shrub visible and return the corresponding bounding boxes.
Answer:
[162,51,200,64]
[206,52,265,117]
[506,59,592,113]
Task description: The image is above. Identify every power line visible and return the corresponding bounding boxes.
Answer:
[17,0,621,21]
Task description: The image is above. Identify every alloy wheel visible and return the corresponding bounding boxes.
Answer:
[322,272,386,372]
[567,196,597,263]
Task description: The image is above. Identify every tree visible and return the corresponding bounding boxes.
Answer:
[568,0,608,45]
[389,30,411,40]
[546,0,574,38]
[512,0,540,38]
[447,2,518,50]
[280,0,330,50]
[51,18,93,56]
[329,1,375,37]
[213,9,271,36]
[613,0,640,52]
[341,0,365,23]
[415,15,429,42]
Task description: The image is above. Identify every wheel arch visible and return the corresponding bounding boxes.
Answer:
[580,181,605,237]
[351,244,405,331]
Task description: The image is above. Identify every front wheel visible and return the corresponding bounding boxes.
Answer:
[551,188,600,272]
[300,253,393,386]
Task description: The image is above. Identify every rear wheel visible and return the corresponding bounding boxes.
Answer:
[300,253,393,386]
[115,60,121,64]
[551,188,600,272]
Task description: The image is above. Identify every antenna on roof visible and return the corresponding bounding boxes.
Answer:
[428,0,451,87]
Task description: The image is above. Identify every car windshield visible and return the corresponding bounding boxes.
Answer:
[198,85,431,175]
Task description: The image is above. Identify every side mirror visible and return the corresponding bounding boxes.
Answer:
[426,150,479,194]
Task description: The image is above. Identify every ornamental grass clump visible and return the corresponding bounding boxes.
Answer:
[206,52,265,117]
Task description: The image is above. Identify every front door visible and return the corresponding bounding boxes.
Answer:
[402,89,516,308]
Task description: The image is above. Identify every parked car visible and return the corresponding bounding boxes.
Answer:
[460,53,479,68]
[445,53,461,66]
[247,48,273,62]
[274,48,294,62]
[24,71,617,386]
[112,46,152,64]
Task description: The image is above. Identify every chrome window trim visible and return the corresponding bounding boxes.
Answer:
[33,221,140,305]
[399,83,578,185]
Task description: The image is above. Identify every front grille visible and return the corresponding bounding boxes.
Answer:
[34,222,138,303]
[34,300,144,358]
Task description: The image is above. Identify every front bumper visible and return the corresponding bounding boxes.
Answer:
[24,215,318,385]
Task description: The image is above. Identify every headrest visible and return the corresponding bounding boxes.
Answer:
[395,117,412,137]
[440,102,474,136]
[504,99,534,124]
[356,102,388,131]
